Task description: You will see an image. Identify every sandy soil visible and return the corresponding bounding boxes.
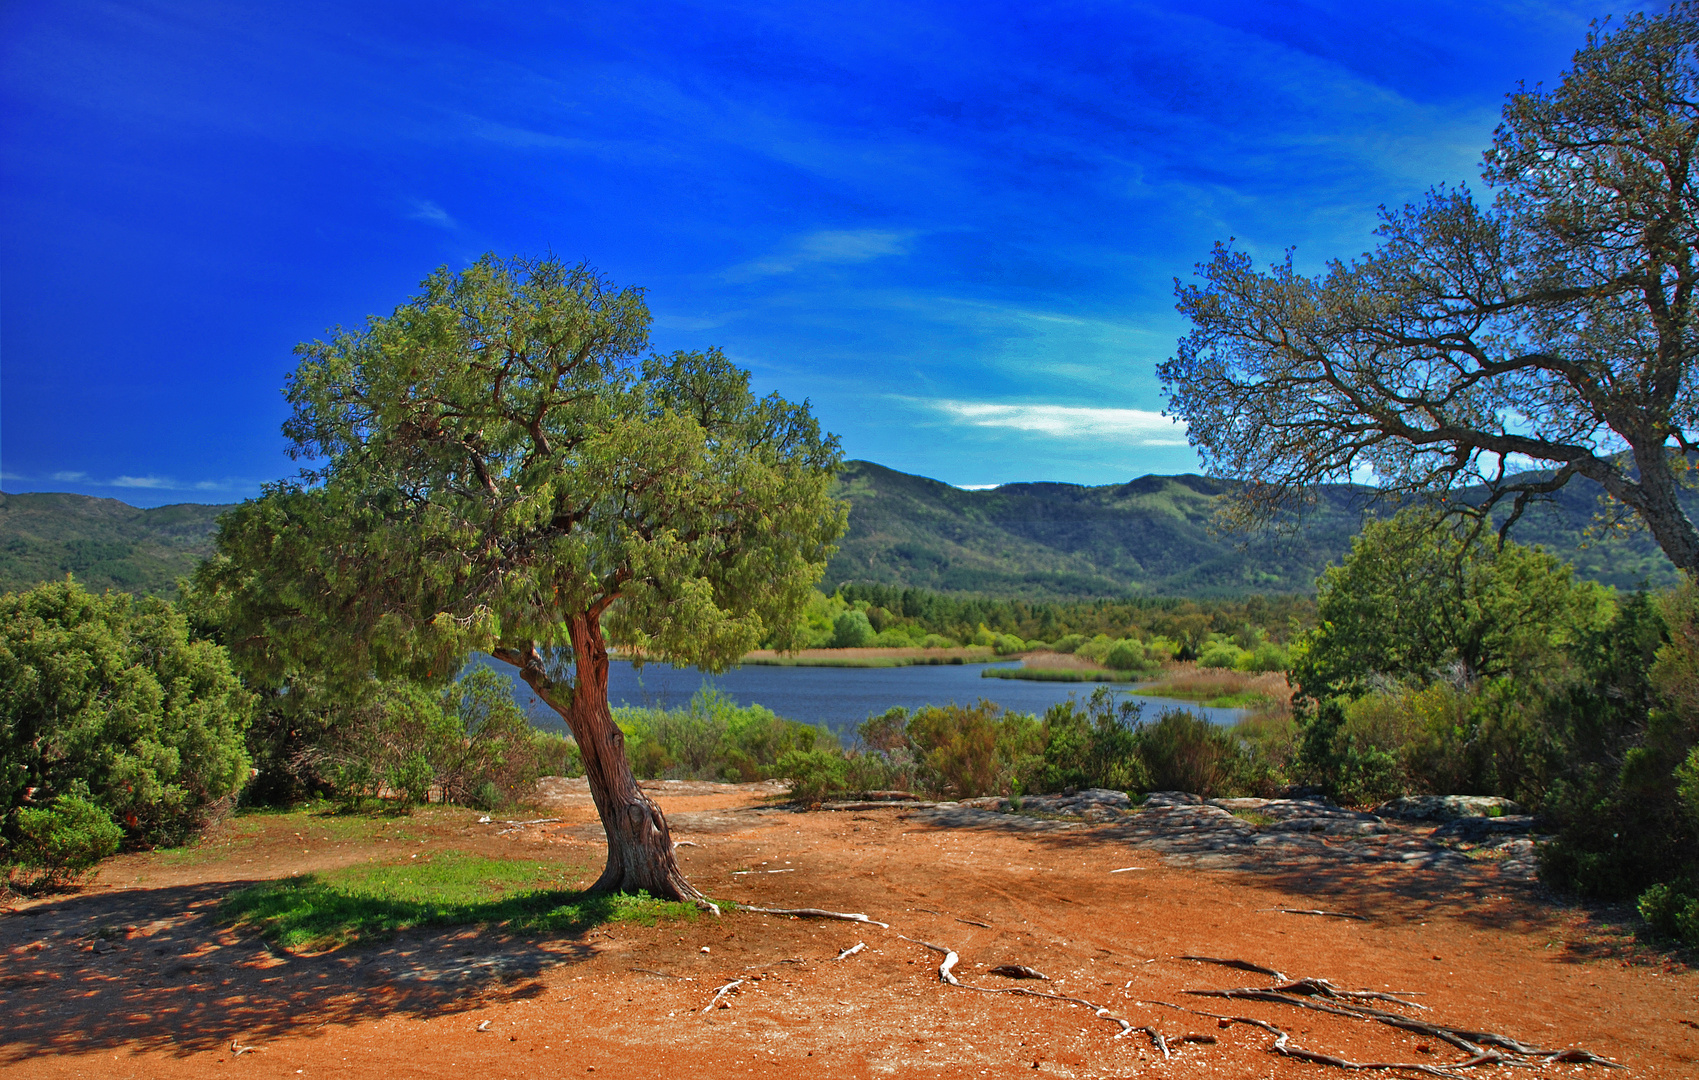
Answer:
[3,781,1695,1079]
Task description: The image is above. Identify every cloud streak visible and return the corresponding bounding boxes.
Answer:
[727,229,915,280]
[922,400,1189,445]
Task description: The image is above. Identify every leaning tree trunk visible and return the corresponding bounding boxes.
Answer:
[494,620,701,902]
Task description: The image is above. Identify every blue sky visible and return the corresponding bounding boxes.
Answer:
[0,0,1636,505]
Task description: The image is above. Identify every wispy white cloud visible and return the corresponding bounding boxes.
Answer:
[111,475,175,489]
[922,399,1189,445]
[407,199,456,228]
[954,482,1001,490]
[51,470,90,482]
[727,229,915,280]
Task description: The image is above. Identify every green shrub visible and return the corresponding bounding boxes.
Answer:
[1103,640,1150,672]
[614,689,832,782]
[919,633,958,649]
[992,633,1027,655]
[6,795,124,891]
[1197,641,1246,670]
[778,749,849,801]
[322,667,563,809]
[1027,689,1148,793]
[831,611,875,648]
[1137,709,1244,797]
[0,579,253,848]
[1053,634,1086,654]
[1239,642,1290,673]
[1637,883,1699,947]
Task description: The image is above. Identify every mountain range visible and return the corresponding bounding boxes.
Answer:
[0,460,1684,600]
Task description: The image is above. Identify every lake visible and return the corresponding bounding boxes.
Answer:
[473,656,1247,738]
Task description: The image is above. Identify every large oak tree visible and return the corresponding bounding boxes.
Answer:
[202,255,845,901]
[1161,7,1699,571]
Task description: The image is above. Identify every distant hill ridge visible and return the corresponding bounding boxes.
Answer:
[1,459,1684,599]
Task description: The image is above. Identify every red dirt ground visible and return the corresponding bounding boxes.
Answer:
[2,781,1694,1079]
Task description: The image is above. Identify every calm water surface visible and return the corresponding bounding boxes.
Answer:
[481,656,1246,738]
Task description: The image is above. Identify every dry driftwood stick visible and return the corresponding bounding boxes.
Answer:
[835,942,866,960]
[702,978,744,1013]
[229,1038,259,1057]
[673,840,701,849]
[739,905,889,928]
[1180,955,1290,981]
[956,917,993,928]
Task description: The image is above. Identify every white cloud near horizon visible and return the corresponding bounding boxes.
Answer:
[922,400,1190,445]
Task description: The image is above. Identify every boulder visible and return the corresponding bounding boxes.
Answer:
[1373,795,1524,822]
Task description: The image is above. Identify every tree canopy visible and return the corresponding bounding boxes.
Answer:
[1161,7,1699,572]
[200,254,845,899]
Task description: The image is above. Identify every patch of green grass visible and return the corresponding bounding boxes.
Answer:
[1130,687,1274,709]
[1230,809,1275,827]
[221,851,699,951]
[980,666,1142,682]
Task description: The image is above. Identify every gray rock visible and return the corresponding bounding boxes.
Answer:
[1431,815,1539,840]
[1374,795,1524,821]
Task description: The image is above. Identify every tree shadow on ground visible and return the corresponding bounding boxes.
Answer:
[0,880,596,1062]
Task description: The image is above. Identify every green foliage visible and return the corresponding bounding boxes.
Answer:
[199,252,844,700]
[831,610,876,649]
[1636,883,1699,948]
[614,689,832,782]
[1030,689,1149,793]
[220,851,697,951]
[777,749,849,801]
[0,579,253,847]
[1540,581,1699,899]
[1136,709,1247,798]
[319,667,564,810]
[1292,510,1610,702]
[5,795,124,891]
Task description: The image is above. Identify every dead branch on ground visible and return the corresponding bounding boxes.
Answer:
[835,942,866,960]
[739,905,889,928]
[702,978,744,1013]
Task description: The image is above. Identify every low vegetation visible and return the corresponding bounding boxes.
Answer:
[221,850,698,951]
[613,689,834,781]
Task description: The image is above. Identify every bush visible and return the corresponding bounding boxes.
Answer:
[1103,640,1149,672]
[320,667,564,809]
[6,795,124,891]
[993,633,1027,655]
[1197,641,1246,670]
[1053,634,1086,654]
[831,611,875,648]
[1637,883,1699,947]
[1137,709,1245,797]
[1240,642,1290,673]
[1027,689,1148,793]
[0,579,254,848]
[778,749,849,801]
[615,689,832,782]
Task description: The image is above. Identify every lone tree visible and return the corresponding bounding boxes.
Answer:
[1161,6,1699,572]
[203,255,845,901]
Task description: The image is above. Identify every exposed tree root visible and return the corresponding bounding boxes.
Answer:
[1180,955,1289,980]
[1265,907,1366,920]
[1144,1001,1504,1079]
[1176,960,1625,1070]
[895,934,1158,1051]
[739,905,889,927]
[987,964,1048,980]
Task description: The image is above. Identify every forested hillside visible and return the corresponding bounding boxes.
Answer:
[0,492,230,598]
[2,460,1686,601]
[824,460,1686,597]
